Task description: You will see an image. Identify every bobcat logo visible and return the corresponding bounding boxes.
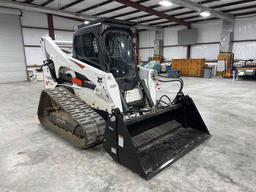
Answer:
[97,77,103,83]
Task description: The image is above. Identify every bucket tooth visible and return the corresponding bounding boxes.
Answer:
[103,93,211,180]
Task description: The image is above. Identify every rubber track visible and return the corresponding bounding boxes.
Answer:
[44,87,105,147]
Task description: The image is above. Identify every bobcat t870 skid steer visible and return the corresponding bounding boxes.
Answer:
[38,18,210,179]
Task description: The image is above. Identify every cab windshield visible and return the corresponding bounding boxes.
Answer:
[104,31,136,78]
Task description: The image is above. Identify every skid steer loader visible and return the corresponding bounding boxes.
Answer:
[38,18,210,179]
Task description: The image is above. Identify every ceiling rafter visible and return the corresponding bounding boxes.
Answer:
[113,0,190,26]
[17,0,256,29]
[223,5,256,14]
[161,17,218,28]
[210,0,256,9]
[127,6,183,21]
[159,5,256,28]
[77,0,112,13]
[24,0,34,3]
[60,0,85,10]
[93,0,149,16]
[41,0,54,6]
[126,0,218,21]
[136,11,195,24]
[235,10,256,16]
[110,3,159,19]
[139,0,256,26]
[128,0,255,23]
[170,0,234,22]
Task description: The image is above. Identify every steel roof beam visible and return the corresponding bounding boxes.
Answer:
[111,3,159,18]
[0,0,96,20]
[41,0,54,6]
[139,0,255,26]
[170,0,234,22]
[93,0,149,16]
[235,10,256,17]
[153,4,256,26]
[126,0,218,21]
[113,0,190,26]
[0,0,161,31]
[24,0,34,3]
[60,0,86,10]
[77,0,112,13]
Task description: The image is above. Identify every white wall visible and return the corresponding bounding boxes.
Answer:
[139,48,154,61]
[53,15,81,42]
[164,47,187,60]
[139,16,256,61]
[190,21,222,60]
[138,30,155,61]
[191,44,220,60]
[138,27,188,61]
[192,20,222,43]
[191,18,256,60]
[163,26,187,60]
[163,26,187,45]
[233,16,256,60]
[21,11,82,66]
[53,16,81,31]
[234,16,256,41]
[21,11,48,66]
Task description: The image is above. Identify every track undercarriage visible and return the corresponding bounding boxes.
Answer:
[38,86,106,149]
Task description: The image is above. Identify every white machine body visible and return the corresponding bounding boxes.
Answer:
[41,36,156,114]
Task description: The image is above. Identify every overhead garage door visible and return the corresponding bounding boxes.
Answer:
[0,12,27,83]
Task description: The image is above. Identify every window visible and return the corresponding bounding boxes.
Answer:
[74,33,99,65]
[105,31,136,78]
[82,33,98,58]
[105,31,134,60]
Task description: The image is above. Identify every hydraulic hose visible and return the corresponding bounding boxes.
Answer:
[155,74,184,93]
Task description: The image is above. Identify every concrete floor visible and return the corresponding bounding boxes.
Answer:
[0,78,256,192]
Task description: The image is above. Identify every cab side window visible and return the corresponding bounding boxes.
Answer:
[82,33,98,58]
[74,33,100,65]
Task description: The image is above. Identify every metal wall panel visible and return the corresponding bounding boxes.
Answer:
[0,13,27,83]
[234,16,256,41]
[21,12,81,66]
[233,42,256,60]
[139,31,155,48]
[164,26,187,46]
[0,7,21,15]
[55,30,73,41]
[192,20,222,43]
[24,47,44,66]
[233,16,256,60]
[22,28,48,46]
[191,44,219,60]
[21,11,48,28]
[140,48,154,62]
[21,11,48,67]
[53,16,82,30]
[163,46,187,60]
[139,17,256,61]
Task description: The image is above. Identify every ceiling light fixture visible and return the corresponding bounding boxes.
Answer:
[158,0,173,7]
[200,11,211,17]
[84,20,90,24]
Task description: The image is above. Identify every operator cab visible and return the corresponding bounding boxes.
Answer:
[73,18,139,91]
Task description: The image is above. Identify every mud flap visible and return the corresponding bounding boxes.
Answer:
[103,93,210,180]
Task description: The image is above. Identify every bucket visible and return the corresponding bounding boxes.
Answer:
[103,93,211,179]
